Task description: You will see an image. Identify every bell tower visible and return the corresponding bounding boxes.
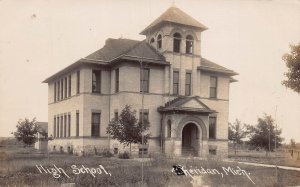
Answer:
[140,6,208,96]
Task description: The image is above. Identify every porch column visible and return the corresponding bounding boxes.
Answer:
[199,139,208,157]
[173,139,182,156]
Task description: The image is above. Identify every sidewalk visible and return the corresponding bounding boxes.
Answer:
[226,160,300,171]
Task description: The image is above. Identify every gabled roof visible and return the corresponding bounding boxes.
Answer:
[43,38,167,83]
[158,96,216,114]
[199,58,238,76]
[85,38,139,61]
[84,38,166,62]
[140,6,208,35]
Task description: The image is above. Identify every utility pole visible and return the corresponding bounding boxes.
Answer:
[268,119,271,156]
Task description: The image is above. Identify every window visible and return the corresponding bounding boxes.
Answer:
[54,82,56,102]
[167,120,171,138]
[157,34,162,49]
[209,117,216,139]
[61,79,64,99]
[91,113,101,137]
[76,111,79,137]
[140,111,149,122]
[60,116,63,138]
[139,148,148,157]
[210,76,217,98]
[64,77,67,99]
[114,112,118,120]
[209,149,217,155]
[68,114,71,137]
[53,116,56,138]
[140,68,149,93]
[115,68,119,93]
[186,35,194,54]
[92,70,101,93]
[64,114,67,137]
[185,72,191,96]
[68,75,71,97]
[76,71,80,94]
[173,33,181,53]
[150,38,155,44]
[114,148,118,154]
[56,117,60,138]
[57,81,60,101]
[173,71,179,95]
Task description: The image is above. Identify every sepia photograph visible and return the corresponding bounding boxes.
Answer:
[0,0,300,186]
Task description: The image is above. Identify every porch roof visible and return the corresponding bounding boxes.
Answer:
[157,96,216,114]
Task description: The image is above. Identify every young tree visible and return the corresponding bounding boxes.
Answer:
[228,119,250,155]
[106,105,150,152]
[247,114,283,155]
[12,118,39,146]
[229,119,249,144]
[282,43,300,94]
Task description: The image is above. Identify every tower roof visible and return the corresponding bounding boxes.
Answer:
[140,6,208,35]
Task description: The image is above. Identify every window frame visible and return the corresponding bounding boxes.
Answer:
[68,75,71,97]
[209,116,217,139]
[76,71,80,94]
[157,34,162,49]
[64,77,67,99]
[57,81,60,101]
[140,68,150,93]
[167,120,171,138]
[76,111,79,137]
[115,68,119,93]
[91,112,101,137]
[173,33,182,53]
[64,114,67,137]
[61,79,64,100]
[210,76,218,98]
[92,70,101,93]
[139,111,149,123]
[114,112,118,120]
[54,82,56,102]
[56,116,60,138]
[186,35,194,54]
[173,71,179,95]
[60,115,63,138]
[53,116,56,138]
[68,114,71,137]
[185,72,192,96]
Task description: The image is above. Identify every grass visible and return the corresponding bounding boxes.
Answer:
[1,146,300,186]
[228,148,300,168]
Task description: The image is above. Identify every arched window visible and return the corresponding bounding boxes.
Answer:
[167,120,171,138]
[186,35,194,54]
[157,35,162,49]
[150,38,155,44]
[173,33,182,53]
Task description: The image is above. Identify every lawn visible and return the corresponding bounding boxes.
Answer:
[1,146,300,187]
[228,148,300,168]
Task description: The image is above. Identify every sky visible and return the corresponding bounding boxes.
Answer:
[0,0,299,142]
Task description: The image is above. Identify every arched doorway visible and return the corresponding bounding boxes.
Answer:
[182,123,199,156]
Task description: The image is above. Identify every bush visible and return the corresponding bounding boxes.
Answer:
[119,152,130,159]
[99,150,113,158]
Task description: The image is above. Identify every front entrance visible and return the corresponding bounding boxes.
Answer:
[182,123,199,156]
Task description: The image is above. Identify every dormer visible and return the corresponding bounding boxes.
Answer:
[140,6,207,56]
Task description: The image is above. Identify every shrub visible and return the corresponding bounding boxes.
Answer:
[99,150,113,158]
[119,152,130,159]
